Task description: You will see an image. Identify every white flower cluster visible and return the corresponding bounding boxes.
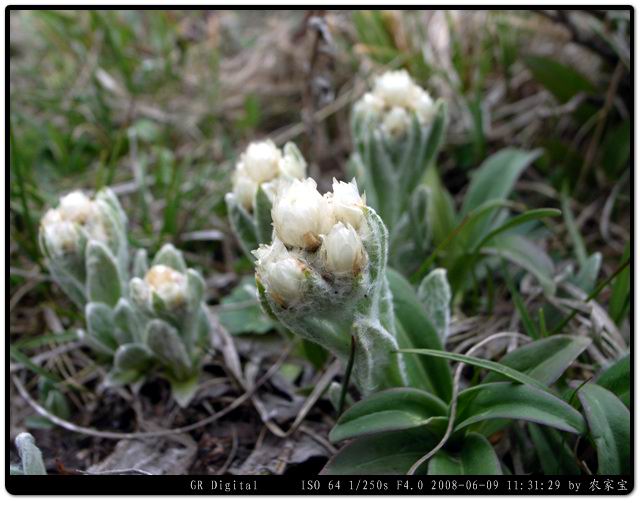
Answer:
[354,69,436,137]
[232,140,307,211]
[253,178,367,306]
[40,191,110,256]
[131,264,189,311]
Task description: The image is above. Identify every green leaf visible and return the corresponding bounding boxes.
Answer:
[152,243,187,272]
[578,383,630,475]
[524,55,596,103]
[483,335,591,386]
[330,387,448,443]
[460,148,541,245]
[528,424,580,475]
[85,302,118,353]
[114,343,154,372]
[503,263,539,339]
[423,164,456,246]
[387,269,453,401]
[14,433,47,475]
[169,374,200,408]
[428,433,502,475]
[186,269,206,309]
[218,277,275,335]
[113,298,145,344]
[85,240,122,306]
[132,248,149,278]
[483,234,556,296]
[253,185,273,245]
[226,195,258,259]
[409,184,431,252]
[472,208,561,253]
[609,242,630,324]
[398,347,548,391]
[145,319,193,381]
[416,268,451,343]
[596,354,630,408]
[320,426,440,475]
[456,382,586,435]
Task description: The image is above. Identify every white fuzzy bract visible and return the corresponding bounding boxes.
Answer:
[143,265,188,310]
[253,239,306,305]
[231,140,307,211]
[320,222,365,275]
[354,69,436,137]
[271,178,333,250]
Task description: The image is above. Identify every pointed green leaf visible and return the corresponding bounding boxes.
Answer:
[417,268,451,343]
[460,148,541,245]
[456,382,586,435]
[398,347,548,391]
[387,269,453,402]
[483,234,556,295]
[578,383,630,475]
[330,387,448,443]
[226,194,258,259]
[596,354,630,408]
[483,335,591,386]
[254,185,274,245]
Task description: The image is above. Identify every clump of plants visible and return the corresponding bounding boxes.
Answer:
[39,190,210,406]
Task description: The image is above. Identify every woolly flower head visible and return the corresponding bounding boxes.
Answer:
[328,178,366,230]
[354,69,436,136]
[131,265,189,311]
[320,222,365,275]
[40,191,109,256]
[232,140,307,211]
[253,239,306,306]
[271,178,334,250]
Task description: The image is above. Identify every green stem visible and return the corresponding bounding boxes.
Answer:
[338,334,356,416]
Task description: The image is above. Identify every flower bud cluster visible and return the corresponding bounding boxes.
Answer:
[353,69,436,137]
[232,139,307,211]
[254,177,368,307]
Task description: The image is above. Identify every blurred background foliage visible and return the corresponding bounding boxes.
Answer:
[9,9,630,469]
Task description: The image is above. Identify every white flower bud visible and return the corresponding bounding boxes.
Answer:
[253,239,306,305]
[373,70,415,108]
[278,143,307,180]
[232,167,258,211]
[329,178,366,229]
[41,209,82,256]
[382,106,411,137]
[40,191,110,257]
[412,88,436,124]
[271,178,334,250]
[144,265,188,310]
[320,222,365,275]
[239,140,281,183]
[354,92,385,119]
